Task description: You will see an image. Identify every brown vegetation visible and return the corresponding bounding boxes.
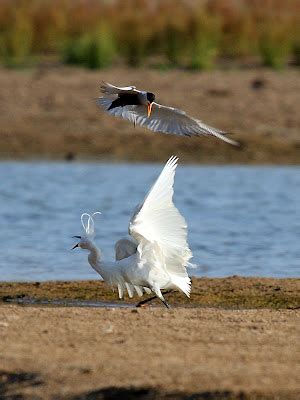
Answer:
[0,0,299,69]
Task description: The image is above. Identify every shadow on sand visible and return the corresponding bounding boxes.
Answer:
[0,370,43,399]
[0,373,296,400]
[71,387,294,400]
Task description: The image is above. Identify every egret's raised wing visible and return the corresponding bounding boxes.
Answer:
[115,237,137,261]
[129,156,192,295]
[100,81,137,96]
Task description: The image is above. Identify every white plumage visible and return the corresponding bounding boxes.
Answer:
[97,82,238,146]
[72,156,192,307]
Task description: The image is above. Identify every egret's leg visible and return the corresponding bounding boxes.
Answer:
[161,298,171,309]
[155,288,171,309]
[136,290,173,308]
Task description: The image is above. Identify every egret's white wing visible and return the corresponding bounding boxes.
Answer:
[100,81,137,96]
[129,156,192,296]
[115,237,137,261]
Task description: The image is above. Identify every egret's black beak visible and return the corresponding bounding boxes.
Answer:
[147,102,153,118]
[71,236,81,250]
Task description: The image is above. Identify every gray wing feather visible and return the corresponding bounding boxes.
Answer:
[97,97,138,124]
[100,81,137,96]
[115,237,137,261]
[144,103,238,145]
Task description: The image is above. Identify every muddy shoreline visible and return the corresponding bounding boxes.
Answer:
[0,67,299,164]
[1,277,299,309]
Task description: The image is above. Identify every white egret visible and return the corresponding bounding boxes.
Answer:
[72,156,193,308]
[97,82,238,146]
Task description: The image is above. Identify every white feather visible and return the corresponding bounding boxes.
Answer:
[129,156,192,296]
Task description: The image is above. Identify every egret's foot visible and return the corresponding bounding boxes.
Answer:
[136,290,173,308]
[136,295,156,308]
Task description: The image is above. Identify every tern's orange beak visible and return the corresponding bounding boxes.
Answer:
[147,102,153,118]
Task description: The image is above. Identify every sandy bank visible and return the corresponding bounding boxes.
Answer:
[0,277,300,400]
[0,305,299,399]
[1,278,299,399]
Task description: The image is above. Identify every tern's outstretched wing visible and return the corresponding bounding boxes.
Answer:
[145,103,238,145]
[129,156,192,296]
[100,81,138,96]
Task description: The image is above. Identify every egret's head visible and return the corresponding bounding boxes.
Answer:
[72,235,91,250]
[72,212,101,251]
[146,92,155,117]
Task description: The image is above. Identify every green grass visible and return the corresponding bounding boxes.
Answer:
[0,7,33,67]
[62,24,116,69]
[259,29,292,69]
[188,12,220,70]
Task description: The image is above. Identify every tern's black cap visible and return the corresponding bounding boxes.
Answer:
[146,92,155,103]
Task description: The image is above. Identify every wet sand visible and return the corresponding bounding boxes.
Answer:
[0,278,299,399]
[0,66,299,164]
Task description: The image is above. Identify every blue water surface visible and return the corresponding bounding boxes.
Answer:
[0,162,299,280]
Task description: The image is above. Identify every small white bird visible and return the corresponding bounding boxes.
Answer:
[72,156,193,308]
[97,81,238,146]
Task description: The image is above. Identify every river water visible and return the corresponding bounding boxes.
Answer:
[0,162,299,281]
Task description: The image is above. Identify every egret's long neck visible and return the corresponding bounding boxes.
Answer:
[87,241,118,282]
[87,241,102,270]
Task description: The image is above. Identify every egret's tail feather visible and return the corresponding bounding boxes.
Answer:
[170,274,191,298]
[134,285,143,297]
